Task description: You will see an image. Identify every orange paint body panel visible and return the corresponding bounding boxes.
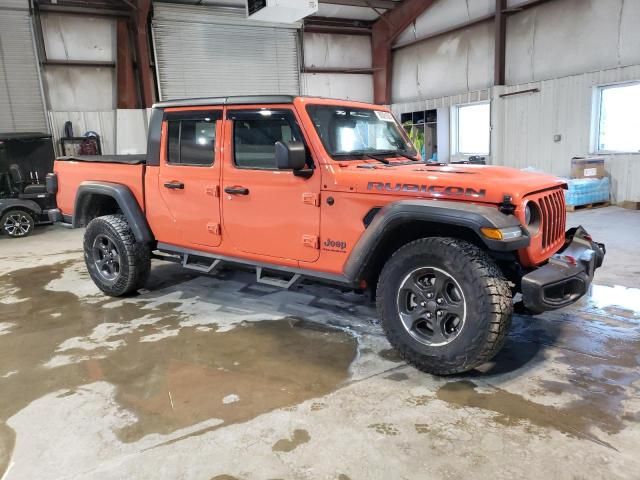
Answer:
[53,96,570,278]
[54,161,145,217]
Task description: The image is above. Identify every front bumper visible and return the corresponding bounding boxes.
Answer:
[521,226,605,314]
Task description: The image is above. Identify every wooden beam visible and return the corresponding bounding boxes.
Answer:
[117,18,137,109]
[499,87,540,98]
[132,0,155,108]
[371,0,435,104]
[494,0,506,85]
[303,67,375,74]
[304,25,372,35]
[319,0,397,9]
[37,3,129,17]
[502,0,556,14]
[42,59,115,67]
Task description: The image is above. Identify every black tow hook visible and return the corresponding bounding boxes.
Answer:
[499,195,516,215]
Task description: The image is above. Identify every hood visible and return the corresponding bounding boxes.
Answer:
[333,162,566,205]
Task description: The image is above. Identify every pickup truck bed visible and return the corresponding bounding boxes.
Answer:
[54,155,146,220]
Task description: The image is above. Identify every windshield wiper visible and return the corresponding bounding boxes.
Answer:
[333,151,390,164]
[376,149,421,162]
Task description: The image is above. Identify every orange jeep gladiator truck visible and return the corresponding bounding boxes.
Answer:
[48,96,605,375]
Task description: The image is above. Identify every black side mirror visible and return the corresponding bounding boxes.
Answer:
[275,141,313,178]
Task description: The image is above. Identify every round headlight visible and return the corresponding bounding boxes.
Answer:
[524,201,541,233]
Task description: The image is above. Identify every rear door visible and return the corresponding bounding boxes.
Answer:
[157,109,223,247]
[221,107,321,262]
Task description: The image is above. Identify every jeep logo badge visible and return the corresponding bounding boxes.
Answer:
[323,238,347,252]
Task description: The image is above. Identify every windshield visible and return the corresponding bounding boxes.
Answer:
[306,105,417,159]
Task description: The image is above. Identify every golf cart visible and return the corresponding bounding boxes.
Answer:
[0,132,57,238]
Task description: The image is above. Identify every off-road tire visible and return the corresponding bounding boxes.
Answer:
[84,214,150,296]
[1,209,35,238]
[376,237,512,375]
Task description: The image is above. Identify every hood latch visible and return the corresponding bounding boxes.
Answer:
[499,195,516,215]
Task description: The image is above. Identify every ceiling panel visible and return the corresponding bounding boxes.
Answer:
[152,0,393,21]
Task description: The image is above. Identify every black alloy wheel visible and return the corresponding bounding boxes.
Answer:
[1,210,34,238]
[92,233,122,282]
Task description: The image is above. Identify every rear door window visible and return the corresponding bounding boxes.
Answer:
[165,112,220,166]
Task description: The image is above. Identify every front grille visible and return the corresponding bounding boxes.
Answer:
[539,189,566,250]
[520,188,566,266]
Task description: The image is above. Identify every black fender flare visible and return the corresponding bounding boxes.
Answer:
[343,199,530,281]
[74,181,154,243]
[0,199,43,217]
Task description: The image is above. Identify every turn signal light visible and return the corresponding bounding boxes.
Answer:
[480,227,504,240]
[481,226,523,241]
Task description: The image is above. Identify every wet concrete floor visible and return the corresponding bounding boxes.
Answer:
[0,207,639,479]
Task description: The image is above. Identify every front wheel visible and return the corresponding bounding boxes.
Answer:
[84,214,151,296]
[1,209,35,238]
[376,237,513,375]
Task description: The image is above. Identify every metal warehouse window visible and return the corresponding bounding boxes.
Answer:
[594,83,640,153]
[152,4,300,100]
[453,103,490,156]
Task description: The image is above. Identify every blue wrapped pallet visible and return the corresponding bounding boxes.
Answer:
[564,177,610,207]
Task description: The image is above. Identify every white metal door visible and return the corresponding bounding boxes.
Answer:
[152,3,301,100]
[0,0,48,133]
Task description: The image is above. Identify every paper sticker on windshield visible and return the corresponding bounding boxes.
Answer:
[375,111,395,122]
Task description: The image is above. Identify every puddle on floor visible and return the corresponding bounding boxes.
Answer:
[0,261,357,476]
[437,378,627,450]
[272,429,311,452]
[582,284,640,316]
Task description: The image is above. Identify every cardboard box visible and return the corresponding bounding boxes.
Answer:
[571,157,605,179]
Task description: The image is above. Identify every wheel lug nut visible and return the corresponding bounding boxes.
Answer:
[437,310,443,316]
[437,298,443,304]
[426,312,432,319]
[427,293,433,299]
[420,302,426,307]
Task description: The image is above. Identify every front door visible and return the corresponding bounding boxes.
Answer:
[157,109,223,248]
[222,107,321,263]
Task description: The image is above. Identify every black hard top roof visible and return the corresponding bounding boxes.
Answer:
[153,95,297,109]
[0,132,52,141]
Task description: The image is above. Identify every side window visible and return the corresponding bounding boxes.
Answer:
[166,118,216,166]
[231,110,304,170]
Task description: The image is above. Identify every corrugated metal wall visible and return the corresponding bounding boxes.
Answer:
[493,65,640,203]
[152,3,300,100]
[301,32,373,102]
[0,0,48,133]
[390,0,640,203]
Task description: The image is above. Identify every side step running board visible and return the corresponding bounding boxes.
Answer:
[256,267,301,290]
[182,253,222,274]
[156,242,353,288]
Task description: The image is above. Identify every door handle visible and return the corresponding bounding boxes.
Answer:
[164,181,184,190]
[224,186,250,195]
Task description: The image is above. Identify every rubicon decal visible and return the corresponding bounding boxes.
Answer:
[323,238,347,252]
[367,182,486,198]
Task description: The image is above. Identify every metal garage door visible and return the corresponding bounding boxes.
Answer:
[152,3,300,100]
[0,0,48,133]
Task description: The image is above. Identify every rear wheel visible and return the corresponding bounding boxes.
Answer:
[1,209,34,238]
[84,214,150,296]
[376,237,512,375]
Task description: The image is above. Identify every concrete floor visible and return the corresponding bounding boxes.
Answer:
[0,206,639,480]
